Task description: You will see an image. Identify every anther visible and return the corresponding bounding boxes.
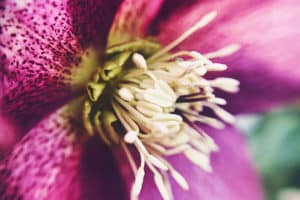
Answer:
[204,44,240,59]
[124,130,139,143]
[148,155,169,171]
[210,77,240,93]
[118,87,134,101]
[132,53,148,69]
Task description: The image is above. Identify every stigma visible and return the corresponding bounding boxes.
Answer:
[82,11,239,200]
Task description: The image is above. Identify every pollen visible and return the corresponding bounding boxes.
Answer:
[82,11,240,200]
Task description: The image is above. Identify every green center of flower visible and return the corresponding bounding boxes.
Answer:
[82,11,240,200]
[83,39,161,144]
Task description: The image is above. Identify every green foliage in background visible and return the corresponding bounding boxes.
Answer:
[247,105,300,200]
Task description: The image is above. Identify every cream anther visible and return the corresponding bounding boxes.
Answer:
[206,63,228,71]
[124,131,138,143]
[132,53,148,69]
[210,77,240,93]
[152,122,168,134]
[204,44,240,59]
[118,87,134,101]
[148,155,169,171]
[211,97,227,105]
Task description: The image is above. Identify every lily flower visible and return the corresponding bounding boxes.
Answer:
[1,0,299,199]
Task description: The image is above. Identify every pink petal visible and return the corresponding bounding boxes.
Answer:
[155,0,300,113]
[0,101,126,200]
[79,137,127,200]
[107,0,164,46]
[0,112,18,153]
[115,126,263,200]
[0,0,121,129]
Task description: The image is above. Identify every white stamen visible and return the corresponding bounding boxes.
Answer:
[131,155,145,199]
[210,97,227,105]
[154,174,171,200]
[194,67,207,76]
[204,44,240,59]
[203,102,236,124]
[136,101,163,117]
[131,168,145,198]
[206,63,228,71]
[210,77,240,93]
[170,170,189,190]
[118,87,134,101]
[148,155,169,171]
[184,149,212,172]
[124,131,139,143]
[133,53,148,69]
[152,122,168,134]
[152,113,183,123]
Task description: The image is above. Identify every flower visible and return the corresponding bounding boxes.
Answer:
[1,0,300,200]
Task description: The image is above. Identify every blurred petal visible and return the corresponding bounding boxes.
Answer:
[0,99,126,200]
[107,0,163,46]
[0,112,18,154]
[80,137,127,200]
[155,0,300,113]
[115,126,263,200]
[0,0,121,129]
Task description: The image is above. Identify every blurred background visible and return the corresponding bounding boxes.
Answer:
[237,102,300,200]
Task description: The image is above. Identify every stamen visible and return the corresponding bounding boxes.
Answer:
[184,148,212,172]
[152,122,168,134]
[124,130,139,143]
[154,173,171,200]
[131,155,145,199]
[118,87,134,101]
[132,53,148,69]
[202,102,236,124]
[121,142,138,173]
[136,101,163,117]
[210,97,227,105]
[148,155,169,171]
[206,63,228,71]
[170,170,189,190]
[204,44,240,59]
[209,77,240,93]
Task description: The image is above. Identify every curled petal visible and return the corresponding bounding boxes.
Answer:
[155,0,300,113]
[107,0,164,46]
[115,126,263,200]
[0,0,121,129]
[0,99,126,200]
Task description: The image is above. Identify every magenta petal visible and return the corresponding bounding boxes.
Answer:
[0,0,121,128]
[108,0,163,46]
[79,138,127,200]
[115,126,263,200]
[0,112,18,153]
[0,108,83,199]
[0,103,126,200]
[155,0,300,113]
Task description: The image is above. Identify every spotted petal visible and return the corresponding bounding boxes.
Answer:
[0,99,126,200]
[155,0,300,113]
[115,126,263,200]
[0,0,121,130]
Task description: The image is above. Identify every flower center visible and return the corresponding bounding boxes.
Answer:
[82,11,240,200]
